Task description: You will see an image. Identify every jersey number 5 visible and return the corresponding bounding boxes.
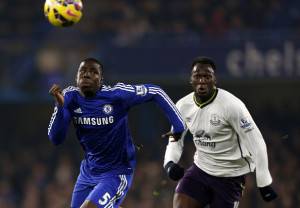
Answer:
[98,192,111,205]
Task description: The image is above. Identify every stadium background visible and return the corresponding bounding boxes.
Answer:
[0,0,299,207]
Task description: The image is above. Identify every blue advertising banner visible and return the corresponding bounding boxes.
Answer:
[98,35,300,78]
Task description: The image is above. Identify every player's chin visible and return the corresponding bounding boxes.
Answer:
[80,86,96,97]
[196,88,209,96]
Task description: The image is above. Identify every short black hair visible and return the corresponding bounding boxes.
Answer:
[81,57,103,70]
[191,56,216,71]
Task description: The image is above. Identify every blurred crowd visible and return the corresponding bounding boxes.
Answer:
[1,0,300,96]
[0,0,299,37]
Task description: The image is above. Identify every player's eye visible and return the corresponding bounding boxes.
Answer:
[193,74,201,79]
[92,70,99,74]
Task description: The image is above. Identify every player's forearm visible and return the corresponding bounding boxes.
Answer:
[48,106,70,145]
[164,136,185,166]
[244,130,273,187]
[253,137,272,187]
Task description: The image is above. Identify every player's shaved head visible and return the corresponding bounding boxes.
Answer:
[81,57,103,72]
[191,57,216,73]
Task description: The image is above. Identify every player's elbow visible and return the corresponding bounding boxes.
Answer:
[48,133,64,146]
[51,139,63,146]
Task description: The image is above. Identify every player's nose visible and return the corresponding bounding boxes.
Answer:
[83,71,92,78]
[198,77,206,83]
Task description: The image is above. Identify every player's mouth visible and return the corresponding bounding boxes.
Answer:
[80,79,94,87]
[196,85,208,95]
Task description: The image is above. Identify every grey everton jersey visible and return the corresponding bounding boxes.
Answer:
[164,88,272,187]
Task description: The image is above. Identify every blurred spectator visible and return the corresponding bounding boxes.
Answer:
[1,0,300,94]
[36,48,64,92]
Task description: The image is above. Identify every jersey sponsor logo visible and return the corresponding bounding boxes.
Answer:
[240,118,253,132]
[135,85,147,96]
[103,104,113,115]
[210,114,221,126]
[74,107,82,114]
[73,116,114,126]
[194,130,216,148]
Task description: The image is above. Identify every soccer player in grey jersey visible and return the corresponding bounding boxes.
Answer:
[163,57,277,208]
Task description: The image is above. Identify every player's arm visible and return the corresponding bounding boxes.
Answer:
[228,100,277,201]
[163,127,188,181]
[48,84,72,145]
[115,83,186,134]
[162,99,188,181]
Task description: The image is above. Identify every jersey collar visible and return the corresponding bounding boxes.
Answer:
[193,88,218,108]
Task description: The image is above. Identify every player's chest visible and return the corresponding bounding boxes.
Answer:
[70,100,124,127]
[182,105,230,135]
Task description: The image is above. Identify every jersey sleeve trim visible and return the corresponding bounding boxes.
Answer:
[62,86,79,95]
[148,86,185,128]
[102,83,135,93]
[48,106,58,135]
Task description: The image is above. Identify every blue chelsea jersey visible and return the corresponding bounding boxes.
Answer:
[48,83,185,182]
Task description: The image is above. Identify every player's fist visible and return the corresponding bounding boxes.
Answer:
[259,185,277,202]
[49,84,64,106]
[164,161,184,181]
[161,131,182,142]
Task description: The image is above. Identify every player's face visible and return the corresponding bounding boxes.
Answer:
[190,63,216,99]
[76,60,103,97]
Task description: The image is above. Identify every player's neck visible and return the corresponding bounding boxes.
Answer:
[80,91,95,98]
[194,88,217,105]
[79,86,102,98]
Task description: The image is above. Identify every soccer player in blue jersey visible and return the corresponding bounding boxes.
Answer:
[47,57,185,208]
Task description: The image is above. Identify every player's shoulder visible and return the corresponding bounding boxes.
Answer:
[110,82,136,92]
[105,82,161,94]
[101,83,140,99]
[62,86,80,96]
[176,92,194,107]
[217,88,245,108]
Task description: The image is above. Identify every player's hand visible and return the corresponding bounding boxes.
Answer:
[259,185,277,202]
[164,161,184,181]
[161,131,182,142]
[49,84,64,106]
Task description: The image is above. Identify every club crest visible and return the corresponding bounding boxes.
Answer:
[103,104,113,115]
[210,114,221,126]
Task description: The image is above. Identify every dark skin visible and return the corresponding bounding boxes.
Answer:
[49,60,102,208]
[49,60,103,107]
[190,62,217,104]
[162,63,216,142]
[173,62,217,208]
[161,63,217,208]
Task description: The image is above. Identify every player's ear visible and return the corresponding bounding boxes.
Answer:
[189,74,193,84]
[75,73,79,85]
[99,76,104,86]
[213,75,217,86]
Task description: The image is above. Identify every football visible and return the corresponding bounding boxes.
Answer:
[44,0,83,27]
